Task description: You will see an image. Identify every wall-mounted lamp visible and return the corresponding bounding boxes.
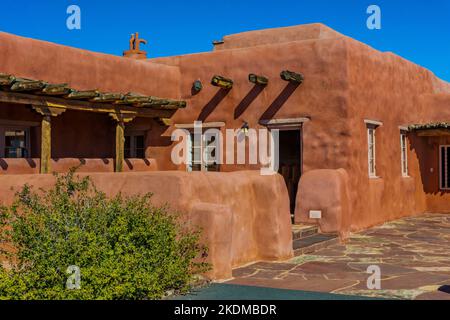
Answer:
[240,121,250,136]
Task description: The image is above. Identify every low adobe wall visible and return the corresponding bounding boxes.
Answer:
[0,171,293,280]
[0,158,158,174]
[294,169,351,238]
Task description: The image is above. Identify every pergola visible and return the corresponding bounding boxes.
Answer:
[0,73,186,173]
[408,122,450,137]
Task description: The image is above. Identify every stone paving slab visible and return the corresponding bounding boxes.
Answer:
[227,213,450,300]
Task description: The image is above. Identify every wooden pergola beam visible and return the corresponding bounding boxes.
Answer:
[41,83,72,96]
[0,90,174,118]
[91,92,124,103]
[0,73,187,111]
[116,93,152,105]
[0,74,16,86]
[66,90,99,100]
[10,79,47,92]
[417,129,450,137]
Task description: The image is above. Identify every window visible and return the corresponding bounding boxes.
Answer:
[365,120,382,178]
[187,130,220,172]
[440,145,450,190]
[367,127,377,177]
[400,131,408,177]
[124,134,145,158]
[0,125,30,158]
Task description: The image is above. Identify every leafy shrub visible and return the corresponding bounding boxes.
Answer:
[0,169,208,300]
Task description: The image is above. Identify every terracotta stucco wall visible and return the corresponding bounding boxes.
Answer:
[152,27,450,234]
[0,32,180,98]
[345,38,450,232]
[150,32,353,174]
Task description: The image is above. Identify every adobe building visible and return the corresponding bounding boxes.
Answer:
[0,23,449,279]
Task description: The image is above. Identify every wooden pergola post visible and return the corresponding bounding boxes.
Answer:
[32,106,66,174]
[40,115,52,174]
[109,113,135,172]
[115,121,125,173]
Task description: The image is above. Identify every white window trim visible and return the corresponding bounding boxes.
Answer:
[176,122,225,129]
[439,145,450,190]
[364,119,383,127]
[400,132,409,177]
[186,130,221,172]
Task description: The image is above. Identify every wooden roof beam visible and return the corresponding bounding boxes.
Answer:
[280,70,304,84]
[211,75,233,89]
[248,74,268,86]
[66,90,100,100]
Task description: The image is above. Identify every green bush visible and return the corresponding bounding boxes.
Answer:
[0,169,208,300]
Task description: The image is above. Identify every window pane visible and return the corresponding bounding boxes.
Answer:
[447,147,450,188]
[4,130,27,158]
[135,135,144,149]
[400,134,407,176]
[367,128,376,176]
[124,136,131,158]
[441,147,446,188]
[135,148,145,159]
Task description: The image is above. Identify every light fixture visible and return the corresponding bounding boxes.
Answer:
[240,121,249,136]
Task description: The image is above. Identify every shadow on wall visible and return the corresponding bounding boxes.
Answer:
[408,133,450,196]
[196,80,301,122]
[198,88,231,121]
[234,84,265,119]
[260,81,301,120]
[0,158,157,174]
[0,158,38,170]
[148,124,173,148]
[124,158,151,170]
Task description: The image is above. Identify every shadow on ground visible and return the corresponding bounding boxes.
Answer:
[175,283,380,300]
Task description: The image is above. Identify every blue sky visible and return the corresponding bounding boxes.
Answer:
[1,0,449,81]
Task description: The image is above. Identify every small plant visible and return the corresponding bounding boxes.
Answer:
[0,169,208,300]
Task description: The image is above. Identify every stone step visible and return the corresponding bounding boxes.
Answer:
[291,224,319,240]
[293,233,339,256]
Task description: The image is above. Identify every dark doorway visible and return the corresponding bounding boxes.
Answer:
[278,130,302,218]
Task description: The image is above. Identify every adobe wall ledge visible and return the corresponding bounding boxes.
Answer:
[0,170,293,280]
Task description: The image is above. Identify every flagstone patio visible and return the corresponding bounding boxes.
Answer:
[227,213,450,300]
